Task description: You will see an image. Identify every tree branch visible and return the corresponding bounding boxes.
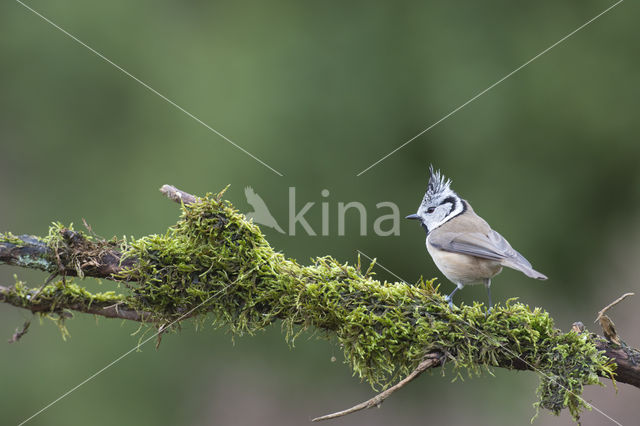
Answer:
[1,184,638,422]
[595,339,640,388]
[313,352,443,421]
[160,184,198,205]
[0,284,152,322]
[0,231,136,279]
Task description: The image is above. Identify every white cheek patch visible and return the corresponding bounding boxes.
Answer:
[430,200,464,231]
[430,216,449,232]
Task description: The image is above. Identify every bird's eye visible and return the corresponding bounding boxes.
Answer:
[426,207,435,214]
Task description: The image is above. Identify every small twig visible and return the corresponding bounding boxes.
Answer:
[595,293,634,346]
[8,321,31,343]
[88,303,154,322]
[160,184,197,206]
[595,292,634,323]
[312,352,442,422]
[33,272,59,299]
[155,323,169,350]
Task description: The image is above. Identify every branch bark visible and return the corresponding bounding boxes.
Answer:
[0,232,136,279]
[160,184,198,205]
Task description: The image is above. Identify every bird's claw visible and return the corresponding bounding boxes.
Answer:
[444,296,453,309]
[444,296,455,310]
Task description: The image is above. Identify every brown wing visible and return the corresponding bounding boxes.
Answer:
[429,229,533,268]
[428,202,547,280]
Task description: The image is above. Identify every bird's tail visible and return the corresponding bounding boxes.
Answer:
[502,260,548,280]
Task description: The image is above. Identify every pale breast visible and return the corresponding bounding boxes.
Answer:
[426,239,502,286]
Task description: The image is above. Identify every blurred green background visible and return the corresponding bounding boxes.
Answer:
[1,1,638,425]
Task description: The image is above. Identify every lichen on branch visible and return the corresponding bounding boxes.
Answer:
[0,186,628,422]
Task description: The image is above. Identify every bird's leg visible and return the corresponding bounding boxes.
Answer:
[485,279,493,316]
[444,285,462,309]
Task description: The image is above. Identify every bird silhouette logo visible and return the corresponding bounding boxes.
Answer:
[244,186,285,234]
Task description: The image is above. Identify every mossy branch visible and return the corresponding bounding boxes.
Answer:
[1,185,638,422]
[0,282,150,322]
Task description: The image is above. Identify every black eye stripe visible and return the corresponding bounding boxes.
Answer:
[439,196,456,206]
[439,196,457,216]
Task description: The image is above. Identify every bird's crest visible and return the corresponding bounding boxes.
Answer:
[425,165,452,202]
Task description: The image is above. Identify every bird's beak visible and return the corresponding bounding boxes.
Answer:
[405,213,420,220]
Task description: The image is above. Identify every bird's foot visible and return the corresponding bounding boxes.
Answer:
[444,295,453,309]
[444,286,460,310]
[444,296,456,310]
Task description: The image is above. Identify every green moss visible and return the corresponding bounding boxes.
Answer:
[10,278,124,310]
[533,329,614,420]
[8,189,612,422]
[5,280,125,339]
[111,189,613,421]
[6,278,126,339]
[0,232,24,245]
